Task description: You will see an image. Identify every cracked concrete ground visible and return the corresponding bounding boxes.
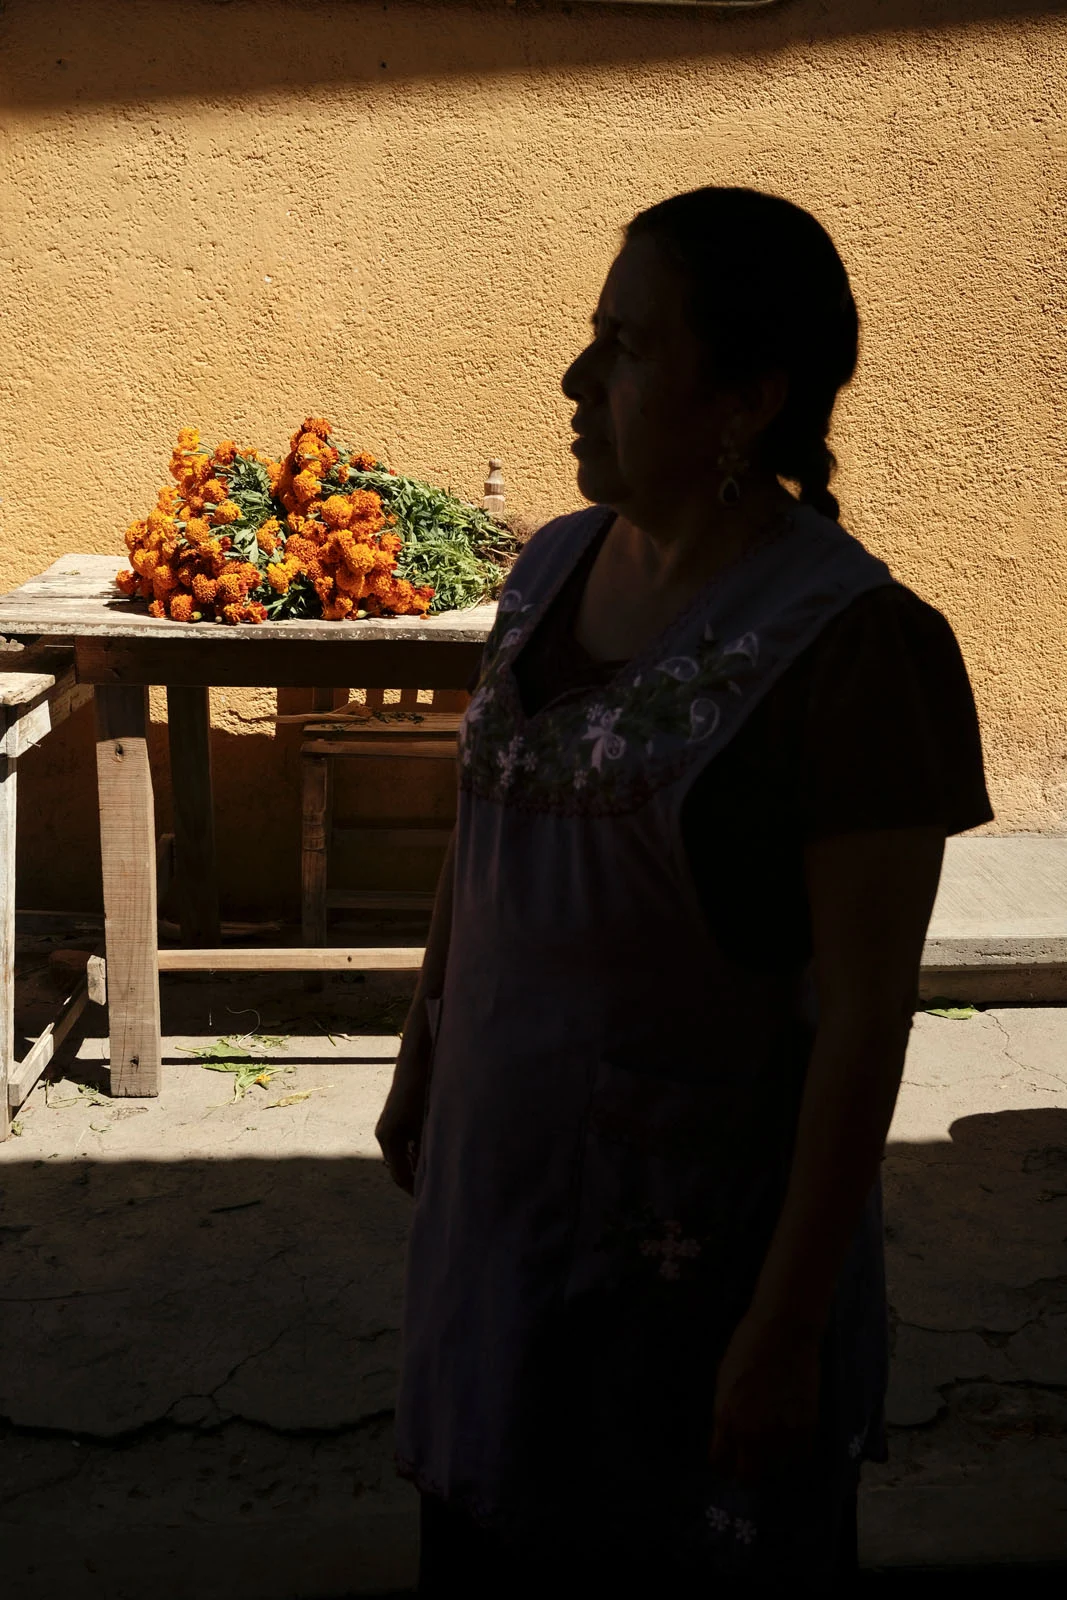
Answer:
[1,971,1066,1595]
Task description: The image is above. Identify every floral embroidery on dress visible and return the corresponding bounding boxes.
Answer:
[460,585,764,817]
[705,1504,732,1535]
[594,1205,713,1285]
[637,1218,702,1281]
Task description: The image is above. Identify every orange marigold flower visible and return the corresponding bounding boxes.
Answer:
[183,517,212,544]
[115,568,140,596]
[266,461,282,492]
[125,519,148,551]
[313,576,335,605]
[148,599,167,619]
[239,601,268,624]
[322,595,354,621]
[176,427,200,452]
[350,451,378,472]
[146,510,176,537]
[343,540,376,576]
[347,490,385,534]
[212,499,242,525]
[256,520,280,555]
[192,573,218,605]
[183,454,212,489]
[214,572,245,607]
[220,602,244,625]
[292,469,322,505]
[152,564,178,599]
[266,558,300,594]
[200,478,226,505]
[282,535,315,565]
[156,485,180,512]
[131,548,159,576]
[320,494,352,530]
[295,431,326,460]
[379,530,402,557]
[295,552,324,583]
[168,593,197,623]
[333,462,350,483]
[213,439,237,465]
[335,568,368,598]
[299,416,332,441]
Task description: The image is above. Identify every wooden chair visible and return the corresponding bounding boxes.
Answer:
[0,644,95,1136]
[300,687,468,946]
[298,458,504,949]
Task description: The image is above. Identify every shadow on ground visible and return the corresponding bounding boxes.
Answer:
[2,1093,1065,1595]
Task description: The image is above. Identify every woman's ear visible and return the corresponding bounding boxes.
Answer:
[738,370,789,445]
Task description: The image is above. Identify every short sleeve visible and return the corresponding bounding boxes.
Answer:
[797,584,994,840]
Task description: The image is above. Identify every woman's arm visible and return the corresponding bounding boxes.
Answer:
[710,824,945,1483]
[375,830,456,1194]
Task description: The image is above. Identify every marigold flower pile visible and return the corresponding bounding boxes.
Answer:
[117,418,436,624]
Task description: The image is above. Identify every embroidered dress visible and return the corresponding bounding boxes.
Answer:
[397,503,898,1582]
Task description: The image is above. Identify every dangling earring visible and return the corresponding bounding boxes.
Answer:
[717,434,748,507]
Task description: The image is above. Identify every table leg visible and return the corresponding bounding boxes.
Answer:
[166,686,221,946]
[0,719,15,1138]
[95,685,161,1096]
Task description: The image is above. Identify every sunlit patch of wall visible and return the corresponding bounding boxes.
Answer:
[2,1,1064,913]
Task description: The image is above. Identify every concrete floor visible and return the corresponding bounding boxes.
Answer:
[1,965,1066,1596]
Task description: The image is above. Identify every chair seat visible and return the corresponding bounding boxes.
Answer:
[326,889,436,913]
[302,711,464,738]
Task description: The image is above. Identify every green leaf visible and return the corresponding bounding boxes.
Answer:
[922,999,977,1020]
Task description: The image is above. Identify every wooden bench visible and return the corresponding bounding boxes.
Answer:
[0,645,95,1135]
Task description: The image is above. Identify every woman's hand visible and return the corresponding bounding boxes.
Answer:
[375,1021,433,1195]
[709,1312,822,1486]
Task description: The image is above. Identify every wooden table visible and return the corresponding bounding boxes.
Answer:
[0,555,494,1097]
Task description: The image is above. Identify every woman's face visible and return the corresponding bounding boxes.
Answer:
[562,234,737,523]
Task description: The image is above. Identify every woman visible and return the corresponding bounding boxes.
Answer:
[377,187,992,1593]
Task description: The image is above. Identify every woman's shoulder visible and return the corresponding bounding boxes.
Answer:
[501,505,611,596]
[815,580,967,671]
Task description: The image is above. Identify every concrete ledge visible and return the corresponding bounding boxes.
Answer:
[919,836,1067,997]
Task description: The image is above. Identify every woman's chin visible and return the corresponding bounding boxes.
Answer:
[574,454,623,506]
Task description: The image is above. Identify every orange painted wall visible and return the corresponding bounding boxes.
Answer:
[1,1,1064,914]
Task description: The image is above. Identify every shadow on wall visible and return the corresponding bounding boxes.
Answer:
[2,0,1064,108]
[14,699,456,919]
[0,1104,1064,1595]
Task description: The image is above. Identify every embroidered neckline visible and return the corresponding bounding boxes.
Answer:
[459,506,887,818]
[501,504,797,738]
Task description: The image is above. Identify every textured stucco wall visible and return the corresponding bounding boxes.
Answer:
[1,0,1065,914]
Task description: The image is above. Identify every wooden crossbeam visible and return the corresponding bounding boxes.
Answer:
[157,946,425,972]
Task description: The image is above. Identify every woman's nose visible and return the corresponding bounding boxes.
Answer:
[561,341,597,401]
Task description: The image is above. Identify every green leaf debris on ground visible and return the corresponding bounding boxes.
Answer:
[177,1034,292,1101]
[921,999,978,1020]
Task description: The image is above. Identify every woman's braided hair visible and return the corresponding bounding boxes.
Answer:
[626,187,858,521]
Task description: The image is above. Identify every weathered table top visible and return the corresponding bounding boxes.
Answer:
[0,556,497,688]
[0,555,497,644]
